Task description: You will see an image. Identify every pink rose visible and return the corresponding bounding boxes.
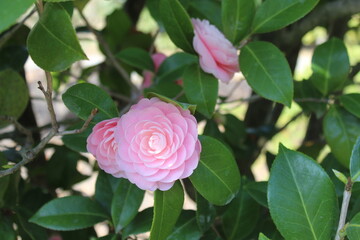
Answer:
[142,53,167,88]
[115,97,201,191]
[192,18,239,83]
[87,118,124,178]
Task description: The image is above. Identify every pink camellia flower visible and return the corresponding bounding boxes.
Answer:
[192,18,239,83]
[115,97,201,191]
[142,53,167,88]
[87,118,124,178]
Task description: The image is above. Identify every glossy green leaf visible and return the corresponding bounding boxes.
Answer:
[190,136,241,206]
[311,38,350,95]
[111,179,144,232]
[166,210,202,240]
[160,0,194,53]
[0,0,35,34]
[259,233,271,240]
[156,52,197,83]
[240,41,293,107]
[62,121,95,153]
[146,92,196,115]
[351,137,360,182]
[122,208,153,239]
[27,3,87,72]
[323,106,360,167]
[196,192,216,232]
[347,212,360,240]
[150,181,184,240]
[222,0,255,43]
[95,171,121,214]
[62,83,118,123]
[340,93,360,118]
[0,69,29,127]
[244,181,268,208]
[183,64,218,118]
[30,196,108,231]
[268,145,337,240]
[252,0,319,33]
[223,187,260,240]
[116,48,154,71]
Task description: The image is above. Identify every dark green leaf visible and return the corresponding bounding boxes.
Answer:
[311,38,350,95]
[259,233,271,240]
[222,187,260,240]
[224,114,246,148]
[188,0,222,29]
[111,179,144,232]
[323,106,360,167]
[160,0,194,53]
[0,0,35,33]
[0,46,29,72]
[0,69,29,127]
[156,52,197,83]
[116,48,154,71]
[239,41,293,107]
[62,121,95,153]
[351,137,360,182]
[95,171,121,214]
[62,83,118,123]
[251,0,319,33]
[347,212,360,240]
[268,145,337,240]
[244,181,268,208]
[0,215,16,240]
[190,136,241,205]
[340,93,360,118]
[122,208,153,239]
[196,192,216,232]
[44,0,73,2]
[16,207,48,240]
[183,64,218,118]
[27,3,87,71]
[30,196,108,231]
[146,92,196,115]
[0,175,10,208]
[222,0,255,43]
[150,181,184,240]
[166,210,202,240]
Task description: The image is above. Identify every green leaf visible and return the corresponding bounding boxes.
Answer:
[183,64,219,118]
[44,0,73,2]
[0,175,10,208]
[150,181,184,240]
[166,210,202,240]
[111,179,144,232]
[310,38,350,95]
[62,83,118,123]
[160,0,194,53]
[224,114,246,148]
[62,121,95,152]
[116,48,154,71]
[15,207,48,240]
[251,0,319,34]
[239,41,293,107]
[222,0,255,43]
[122,208,153,239]
[259,233,271,240]
[347,212,360,240]
[0,69,29,127]
[323,106,360,167]
[190,136,241,206]
[30,196,108,231]
[340,93,360,118]
[244,181,268,208]
[268,145,337,240]
[74,0,89,11]
[332,169,348,185]
[156,52,197,83]
[27,3,87,72]
[0,0,35,34]
[351,137,360,182]
[196,192,216,232]
[95,171,121,214]
[223,189,260,240]
[188,0,222,29]
[146,92,196,115]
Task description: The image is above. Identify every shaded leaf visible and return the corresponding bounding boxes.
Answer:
[116,47,154,71]
[62,121,95,153]
[244,181,268,208]
[240,41,293,107]
[166,210,202,240]
[347,212,360,240]
[340,93,360,118]
[351,137,360,182]
[95,171,121,214]
[122,208,153,239]
[146,92,196,115]
[196,192,216,232]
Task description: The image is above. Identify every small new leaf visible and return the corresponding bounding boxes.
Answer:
[332,169,348,185]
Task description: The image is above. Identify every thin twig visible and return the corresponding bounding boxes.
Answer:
[335,178,353,240]
[77,9,139,98]
[173,90,185,101]
[59,109,98,135]
[0,116,34,147]
[149,29,160,54]
[109,91,131,102]
[38,80,58,130]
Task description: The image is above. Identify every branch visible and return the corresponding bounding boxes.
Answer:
[38,79,58,130]
[58,108,98,135]
[0,116,33,147]
[281,0,360,44]
[77,9,140,98]
[335,178,353,240]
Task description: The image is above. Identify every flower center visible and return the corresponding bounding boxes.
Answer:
[148,133,166,154]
